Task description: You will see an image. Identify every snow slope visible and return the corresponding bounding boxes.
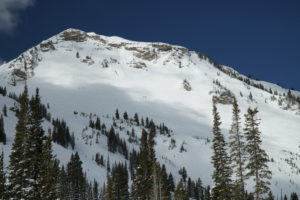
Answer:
[0,28,300,196]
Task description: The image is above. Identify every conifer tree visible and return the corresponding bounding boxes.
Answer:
[0,152,5,199]
[267,191,274,200]
[123,112,128,120]
[2,105,7,117]
[174,180,188,200]
[110,163,129,200]
[229,98,246,200]
[211,100,232,200]
[106,175,114,200]
[107,126,116,153]
[167,173,175,194]
[0,115,6,145]
[115,109,120,120]
[57,166,69,200]
[67,152,86,199]
[132,129,152,199]
[291,192,299,200]
[7,86,29,199]
[244,108,272,200]
[93,179,99,200]
[23,88,45,199]
[38,136,59,200]
[160,165,171,200]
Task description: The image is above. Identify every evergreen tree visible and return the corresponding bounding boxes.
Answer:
[244,108,272,200]
[95,117,101,130]
[67,152,86,199]
[0,152,5,199]
[107,126,116,153]
[291,192,299,200]
[174,180,187,200]
[123,112,128,120]
[0,115,6,145]
[132,129,152,199]
[211,101,232,200]
[134,113,139,126]
[93,179,99,200]
[167,173,175,194]
[23,88,45,199]
[2,105,7,117]
[229,98,246,200]
[106,175,114,200]
[267,191,274,200]
[110,163,129,200]
[283,194,288,200]
[115,109,120,120]
[57,166,69,200]
[160,165,171,200]
[7,86,29,199]
[38,136,59,200]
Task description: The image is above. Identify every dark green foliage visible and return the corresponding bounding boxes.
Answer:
[132,129,152,199]
[174,180,188,200]
[95,153,105,167]
[8,86,29,199]
[95,117,101,130]
[267,191,274,200]
[0,152,5,199]
[107,126,117,153]
[2,105,7,117]
[291,192,299,200]
[134,113,139,125]
[211,101,232,200]
[123,111,128,120]
[22,88,45,199]
[167,173,175,193]
[179,167,187,183]
[67,152,86,199]
[109,163,129,200]
[115,109,120,120]
[244,108,272,199]
[107,126,128,158]
[38,136,60,200]
[229,98,246,200]
[0,86,6,96]
[52,118,74,148]
[0,115,6,144]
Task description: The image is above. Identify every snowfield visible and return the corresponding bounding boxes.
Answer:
[0,28,300,196]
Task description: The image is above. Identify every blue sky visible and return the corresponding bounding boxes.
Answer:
[1,0,299,90]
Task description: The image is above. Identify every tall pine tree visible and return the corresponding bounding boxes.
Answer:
[7,86,30,199]
[132,129,152,200]
[244,108,272,200]
[23,88,45,199]
[38,136,60,200]
[0,115,6,145]
[229,98,246,200]
[0,152,5,199]
[211,100,232,200]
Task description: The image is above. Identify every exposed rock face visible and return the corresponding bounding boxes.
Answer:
[60,29,87,42]
[40,40,55,52]
[183,79,192,91]
[152,43,173,51]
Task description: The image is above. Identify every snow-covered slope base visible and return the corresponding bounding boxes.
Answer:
[0,29,300,195]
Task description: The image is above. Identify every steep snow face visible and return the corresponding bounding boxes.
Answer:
[1,28,300,195]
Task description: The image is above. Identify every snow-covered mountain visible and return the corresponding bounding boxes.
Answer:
[0,28,300,196]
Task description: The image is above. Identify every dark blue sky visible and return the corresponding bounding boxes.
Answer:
[1,0,300,90]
